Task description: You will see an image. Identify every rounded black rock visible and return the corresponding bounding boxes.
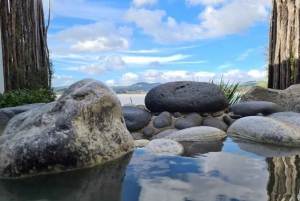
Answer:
[122,106,152,131]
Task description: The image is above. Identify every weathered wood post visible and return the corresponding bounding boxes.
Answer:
[268,0,300,89]
[0,24,4,94]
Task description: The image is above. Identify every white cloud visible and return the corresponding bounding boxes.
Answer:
[79,63,107,75]
[106,55,126,70]
[123,54,190,65]
[247,70,266,79]
[70,37,130,52]
[124,1,270,43]
[236,49,255,61]
[119,72,139,85]
[54,22,131,52]
[186,0,227,6]
[106,79,116,86]
[132,0,158,7]
[52,75,76,87]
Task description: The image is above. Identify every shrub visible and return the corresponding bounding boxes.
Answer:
[209,78,243,105]
[0,89,56,108]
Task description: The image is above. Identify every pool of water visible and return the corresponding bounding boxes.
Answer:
[0,137,299,201]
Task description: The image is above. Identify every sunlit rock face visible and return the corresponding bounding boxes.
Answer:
[0,79,134,178]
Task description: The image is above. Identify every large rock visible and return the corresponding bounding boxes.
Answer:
[6,103,46,115]
[229,101,284,117]
[164,126,226,142]
[0,79,135,178]
[227,116,300,147]
[145,81,229,112]
[240,85,300,112]
[268,111,300,127]
[122,106,151,131]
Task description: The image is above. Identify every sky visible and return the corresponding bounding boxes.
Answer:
[43,0,271,87]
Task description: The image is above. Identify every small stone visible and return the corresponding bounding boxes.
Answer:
[131,133,143,140]
[223,116,234,125]
[153,111,172,128]
[151,129,178,140]
[175,113,202,129]
[229,115,242,119]
[201,117,228,132]
[211,111,223,117]
[145,139,184,156]
[173,112,181,118]
[122,106,152,131]
[200,113,209,117]
[143,127,154,137]
[135,140,150,147]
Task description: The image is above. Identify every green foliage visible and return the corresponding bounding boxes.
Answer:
[209,78,243,105]
[0,89,56,108]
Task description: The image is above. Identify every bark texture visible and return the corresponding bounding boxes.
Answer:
[0,0,51,92]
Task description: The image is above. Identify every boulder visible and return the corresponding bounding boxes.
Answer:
[229,101,284,117]
[175,113,202,129]
[201,117,228,132]
[145,139,184,156]
[150,129,178,140]
[227,116,300,147]
[6,103,46,115]
[122,106,151,131]
[153,111,172,128]
[0,79,135,178]
[145,81,229,112]
[240,85,300,112]
[164,126,226,142]
[268,111,300,127]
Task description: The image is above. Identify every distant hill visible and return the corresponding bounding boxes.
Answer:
[112,82,161,93]
[238,81,267,88]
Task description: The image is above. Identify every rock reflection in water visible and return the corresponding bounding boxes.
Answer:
[0,152,132,201]
[266,156,300,201]
[179,140,225,157]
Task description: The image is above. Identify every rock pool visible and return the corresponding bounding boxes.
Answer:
[0,137,298,201]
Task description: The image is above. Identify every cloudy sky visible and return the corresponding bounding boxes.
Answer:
[43,0,271,87]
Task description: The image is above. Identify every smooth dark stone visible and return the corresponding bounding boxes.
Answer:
[145,81,229,112]
[122,106,152,131]
[229,115,242,119]
[202,117,228,132]
[200,113,209,117]
[229,101,284,117]
[223,116,235,126]
[175,113,202,130]
[173,112,181,118]
[153,112,172,128]
[143,127,154,137]
[211,111,223,117]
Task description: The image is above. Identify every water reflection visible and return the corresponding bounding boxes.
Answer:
[0,152,132,201]
[180,140,225,157]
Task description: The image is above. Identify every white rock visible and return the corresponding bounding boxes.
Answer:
[135,140,150,147]
[145,139,184,156]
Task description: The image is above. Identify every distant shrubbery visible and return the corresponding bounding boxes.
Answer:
[0,89,55,108]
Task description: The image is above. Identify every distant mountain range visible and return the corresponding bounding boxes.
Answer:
[53,81,267,94]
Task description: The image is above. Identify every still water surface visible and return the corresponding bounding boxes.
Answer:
[0,137,299,201]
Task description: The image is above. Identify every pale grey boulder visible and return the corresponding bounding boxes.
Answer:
[153,111,172,128]
[268,111,300,127]
[227,116,300,147]
[229,101,284,117]
[175,113,202,129]
[145,81,229,112]
[0,79,135,178]
[6,103,46,115]
[164,126,226,142]
[150,129,178,140]
[240,84,300,112]
[122,106,151,131]
[145,139,184,156]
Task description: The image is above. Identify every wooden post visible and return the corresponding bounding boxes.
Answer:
[0,24,4,94]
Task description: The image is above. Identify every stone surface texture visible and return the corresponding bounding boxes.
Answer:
[150,129,178,140]
[201,117,228,132]
[0,79,135,178]
[229,101,284,117]
[134,140,150,147]
[145,81,229,112]
[227,116,300,147]
[145,139,184,155]
[164,126,226,142]
[122,106,151,131]
[240,85,300,112]
[153,112,172,128]
[175,113,203,129]
[268,111,300,127]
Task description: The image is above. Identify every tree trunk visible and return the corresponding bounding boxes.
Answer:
[0,0,51,92]
[269,0,300,89]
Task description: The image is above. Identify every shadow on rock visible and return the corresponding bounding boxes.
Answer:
[230,137,300,157]
[0,152,133,201]
[179,139,225,157]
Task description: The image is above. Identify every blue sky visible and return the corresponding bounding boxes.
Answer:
[43,0,271,87]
